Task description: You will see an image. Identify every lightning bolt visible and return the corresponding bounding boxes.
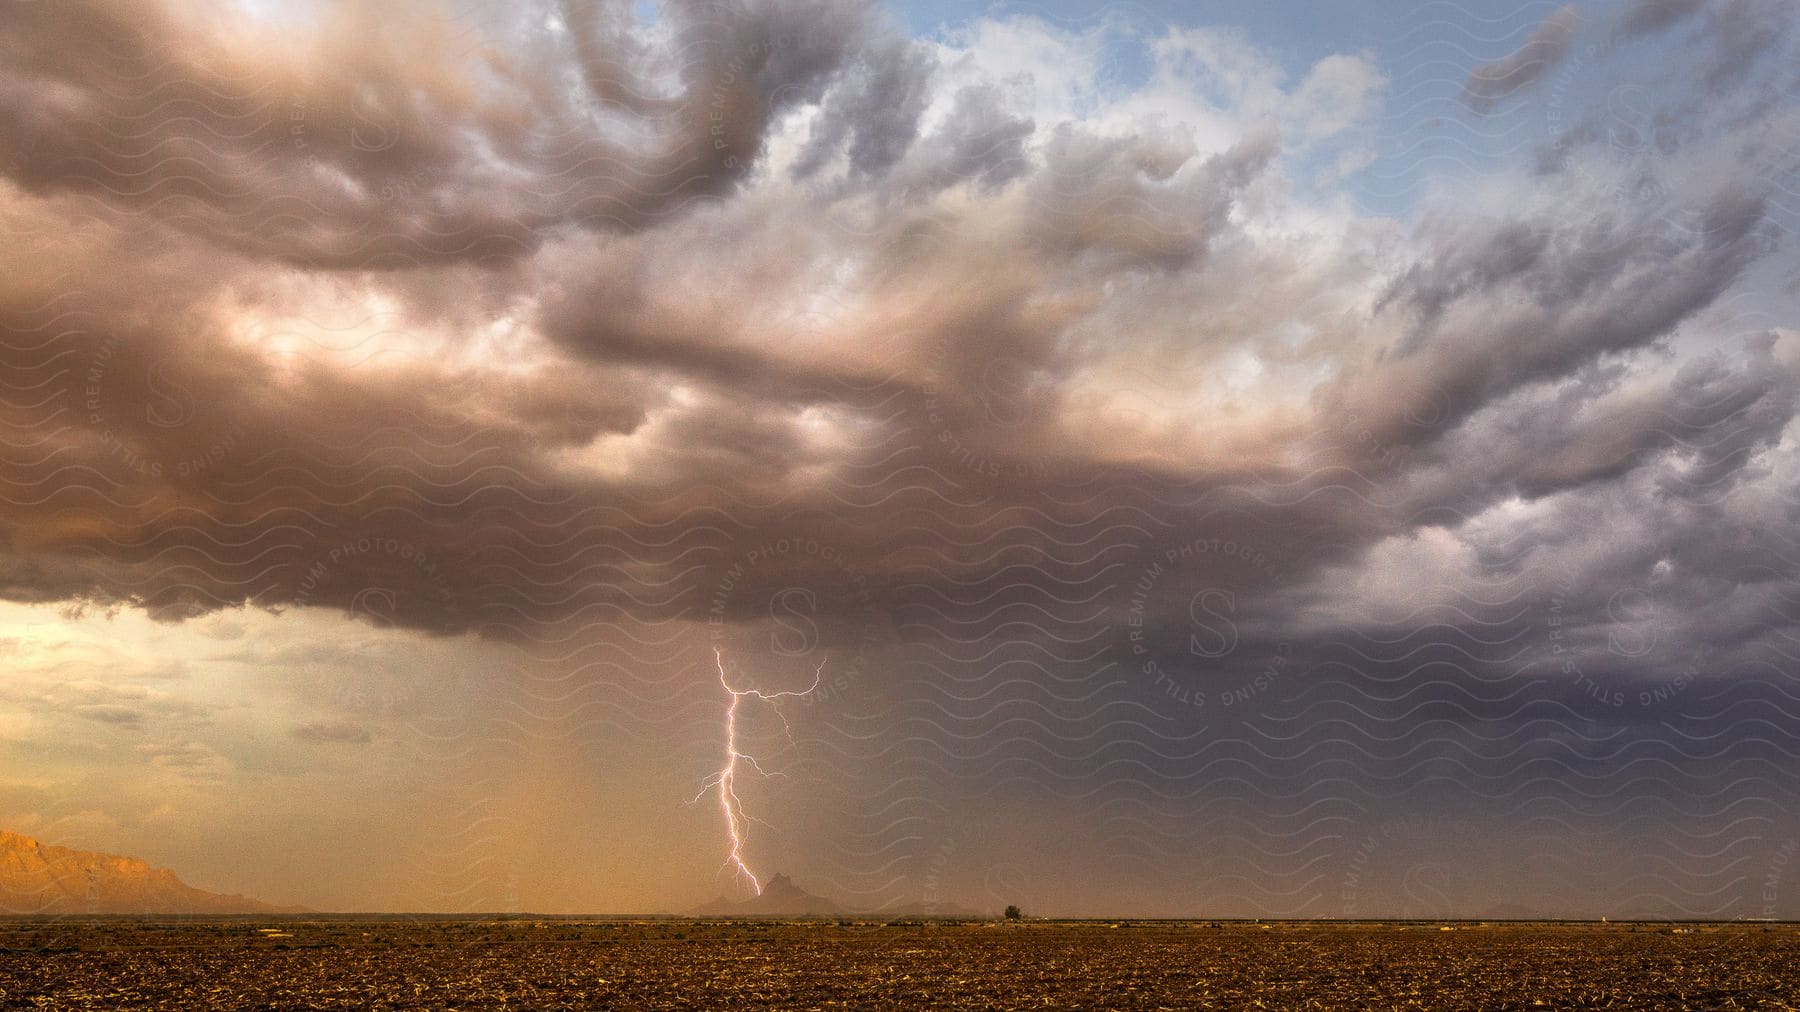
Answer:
[694,647,822,896]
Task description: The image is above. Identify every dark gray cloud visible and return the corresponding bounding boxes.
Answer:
[290,721,374,745]
[1460,6,1581,114]
[77,705,145,728]
[1616,0,1704,37]
[1339,188,1770,453]
[0,0,1788,681]
[894,83,1034,195]
[1700,0,1791,93]
[0,0,888,270]
[792,35,936,179]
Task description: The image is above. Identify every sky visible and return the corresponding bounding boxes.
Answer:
[0,0,1796,918]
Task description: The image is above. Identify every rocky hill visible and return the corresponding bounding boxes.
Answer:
[0,830,302,915]
[688,872,989,918]
[689,872,846,917]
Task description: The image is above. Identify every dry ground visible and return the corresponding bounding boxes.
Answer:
[0,918,1796,1009]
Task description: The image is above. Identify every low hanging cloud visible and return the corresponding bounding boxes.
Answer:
[290,721,374,745]
[0,0,1791,672]
[1460,5,1581,113]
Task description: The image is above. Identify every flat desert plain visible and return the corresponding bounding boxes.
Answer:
[1,918,1796,1009]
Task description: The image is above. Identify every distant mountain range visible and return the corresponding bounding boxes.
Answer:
[687,872,989,918]
[0,830,303,915]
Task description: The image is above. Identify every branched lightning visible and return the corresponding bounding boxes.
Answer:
[693,647,823,896]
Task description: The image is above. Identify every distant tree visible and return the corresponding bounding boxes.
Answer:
[1004,905,1022,921]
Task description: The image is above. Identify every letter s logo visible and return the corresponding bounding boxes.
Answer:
[980,355,1031,426]
[1606,587,1657,658]
[350,87,399,153]
[1187,588,1238,658]
[1605,85,1652,155]
[349,586,398,627]
[769,587,819,657]
[144,359,195,428]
